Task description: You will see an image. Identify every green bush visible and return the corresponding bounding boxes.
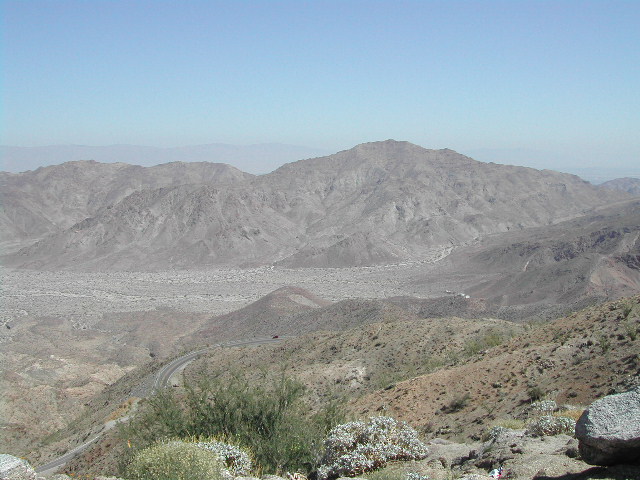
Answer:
[125,441,223,480]
[444,393,470,412]
[527,385,545,402]
[119,372,345,474]
[623,320,638,341]
[462,329,507,357]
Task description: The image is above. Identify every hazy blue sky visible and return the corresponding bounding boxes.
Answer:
[2,1,639,175]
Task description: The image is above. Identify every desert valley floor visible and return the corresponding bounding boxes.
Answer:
[1,246,457,324]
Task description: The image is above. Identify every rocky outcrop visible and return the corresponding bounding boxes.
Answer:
[575,385,640,465]
[0,454,37,480]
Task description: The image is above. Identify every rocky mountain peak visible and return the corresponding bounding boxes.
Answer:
[1,141,632,270]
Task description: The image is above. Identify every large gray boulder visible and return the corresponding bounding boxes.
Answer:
[0,454,37,480]
[575,386,640,465]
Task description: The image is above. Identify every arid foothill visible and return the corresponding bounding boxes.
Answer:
[1,140,639,480]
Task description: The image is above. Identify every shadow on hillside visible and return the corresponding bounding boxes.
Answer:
[534,464,640,480]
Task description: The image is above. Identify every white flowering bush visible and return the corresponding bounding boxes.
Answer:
[195,439,252,476]
[485,425,508,442]
[317,416,429,479]
[527,400,557,417]
[125,441,224,480]
[525,415,575,437]
[405,473,429,480]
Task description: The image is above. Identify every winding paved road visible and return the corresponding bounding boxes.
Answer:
[35,336,284,475]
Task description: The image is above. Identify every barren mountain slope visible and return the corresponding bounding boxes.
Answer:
[442,199,640,305]
[0,286,329,461]
[16,293,640,477]
[187,294,639,443]
[188,292,419,345]
[191,286,331,341]
[600,177,640,195]
[3,140,629,270]
[352,295,640,441]
[4,183,305,270]
[0,160,252,253]
[186,314,524,407]
[1,143,328,174]
[0,309,213,460]
[263,140,629,266]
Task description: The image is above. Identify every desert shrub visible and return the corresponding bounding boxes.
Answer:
[527,399,557,416]
[119,372,345,474]
[125,441,224,480]
[599,334,611,353]
[527,385,545,402]
[525,415,575,437]
[462,329,508,357]
[404,473,430,480]
[317,416,429,479]
[623,320,638,341]
[194,439,252,476]
[374,356,445,389]
[444,393,470,413]
[483,425,508,443]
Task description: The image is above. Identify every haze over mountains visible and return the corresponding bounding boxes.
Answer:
[601,177,640,195]
[1,140,633,272]
[0,143,329,174]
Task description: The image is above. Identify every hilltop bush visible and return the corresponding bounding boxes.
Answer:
[317,416,429,479]
[125,441,224,480]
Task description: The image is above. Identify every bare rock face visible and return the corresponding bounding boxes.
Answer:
[0,454,37,480]
[2,140,631,271]
[575,385,640,465]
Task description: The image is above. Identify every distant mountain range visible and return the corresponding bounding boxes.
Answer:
[600,177,640,195]
[0,143,330,175]
[1,140,633,271]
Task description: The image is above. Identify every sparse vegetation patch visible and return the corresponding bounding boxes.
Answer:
[119,371,345,474]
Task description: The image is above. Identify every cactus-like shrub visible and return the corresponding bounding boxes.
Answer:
[194,440,252,476]
[525,415,575,437]
[125,441,224,480]
[317,416,428,479]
